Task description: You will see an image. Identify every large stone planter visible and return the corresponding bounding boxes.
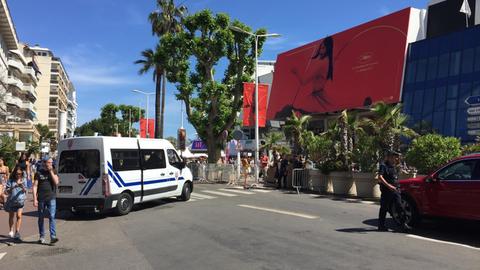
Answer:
[307,169,330,194]
[330,171,356,196]
[353,172,380,198]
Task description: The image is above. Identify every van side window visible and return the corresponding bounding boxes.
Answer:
[111,149,140,171]
[167,149,182,165]
[141,149,166,170]
[59,150,100,178]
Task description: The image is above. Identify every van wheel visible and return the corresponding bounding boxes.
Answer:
[115,193,133,215]
[179,182,191,201]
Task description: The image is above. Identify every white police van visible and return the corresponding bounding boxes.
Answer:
[56,136,193,215]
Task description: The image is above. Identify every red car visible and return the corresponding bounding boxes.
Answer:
[391,154,480,226]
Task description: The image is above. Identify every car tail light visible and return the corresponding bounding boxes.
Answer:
[102,173,110,197]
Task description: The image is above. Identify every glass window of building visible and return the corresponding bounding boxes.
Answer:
[461,48,474,74]
[402,91,413,113]
[475,46,480,72]
[432,111,445,133]
[427,57,438,80]
[423,88,435,116]
[449,51,461,76]
[412,90,424,114]
[438,53,450,78]
[416,59,427,82]
[405,61,417,84]
[447,84,458,99]
[434,86,447,111]
[458,83,472,110]
[444,110,457,136]
[472,82,480,96]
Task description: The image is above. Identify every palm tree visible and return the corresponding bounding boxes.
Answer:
[283,111,312,154]
[148,0,187,138]
[35,124,54,144]
[262,131,284,153]
[364,102,417,155]
[135,46,163,138]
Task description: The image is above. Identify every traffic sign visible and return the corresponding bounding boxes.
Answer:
[465,96,480,106]
[468,123,480,129]
[467,107,480,115]
[468,129,480,136]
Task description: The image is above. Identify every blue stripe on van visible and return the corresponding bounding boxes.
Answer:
[83,177,98,195]
[108,169,122,188]
[79,178,92,195]
[107,161,184,187]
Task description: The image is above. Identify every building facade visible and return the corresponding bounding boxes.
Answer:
[30,46,75,140]
[0,0,40,142]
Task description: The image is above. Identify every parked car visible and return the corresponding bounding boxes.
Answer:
[391,154,480,226]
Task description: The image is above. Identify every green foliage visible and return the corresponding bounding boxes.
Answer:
[35,124,54,143]
[284,111,311,154]
[405,134,462,174]
[352,133,378,173]
[160,9,265,162]
[165,136,177,147]
[0,135,17,169]
[76,104,144,137]
[304,133,333,167]
[461,143,480,155]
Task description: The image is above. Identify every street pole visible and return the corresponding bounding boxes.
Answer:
[132,90,154,138]
[254,36,259,184]
[128,109,132,137]
[146,94,150,138]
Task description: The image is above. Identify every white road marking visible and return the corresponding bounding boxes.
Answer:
[360,201,376,205]
[202,190,238,197]
[406,234,480,251]
[218,188,254,195]
[250,189,271,193]
[187,198,197,202]
[238,204,319,219]
[191,193,217,199]
[0,252,6,261]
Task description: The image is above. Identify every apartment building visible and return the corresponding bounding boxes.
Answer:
[30,46,75,139]
[0,0,40,142]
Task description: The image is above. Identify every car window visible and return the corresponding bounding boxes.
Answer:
[437,160,477,181]
[59,150,100,178]
[141,149,166,170]
[167,149,182,165]
[111,149,140,171]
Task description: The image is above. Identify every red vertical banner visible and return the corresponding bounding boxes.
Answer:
[140,119,155,138]
[243,82,268,127]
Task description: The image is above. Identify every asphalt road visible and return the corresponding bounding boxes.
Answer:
[0,183,479,270]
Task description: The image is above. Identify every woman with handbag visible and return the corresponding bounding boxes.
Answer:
[0,157,9,208]
[5,166,27,240]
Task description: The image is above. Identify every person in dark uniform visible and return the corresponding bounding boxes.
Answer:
[377,150,411,232]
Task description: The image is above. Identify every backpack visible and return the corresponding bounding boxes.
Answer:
[6,179,26,209]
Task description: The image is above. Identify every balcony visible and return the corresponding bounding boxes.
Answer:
[22,84,37,100]
[4,93,22,108]
[21,101,35,112]
[7,58,24,73]
[24,66,38,83]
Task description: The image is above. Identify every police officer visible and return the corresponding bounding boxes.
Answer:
[377,150,411,232]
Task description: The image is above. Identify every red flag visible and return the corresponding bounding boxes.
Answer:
[140,118,155,138]
[243,82,268,127]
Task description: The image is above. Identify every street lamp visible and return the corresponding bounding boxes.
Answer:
[230,26,281,184]
[132,89,154,138]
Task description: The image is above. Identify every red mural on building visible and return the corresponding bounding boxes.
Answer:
[267,8,412,120]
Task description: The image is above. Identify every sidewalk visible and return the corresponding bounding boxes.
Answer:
[0,193,38,242]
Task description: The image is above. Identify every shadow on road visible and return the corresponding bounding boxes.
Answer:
[337,217,480,248]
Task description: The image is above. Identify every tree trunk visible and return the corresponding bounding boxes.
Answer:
[159,70,166,139]
[154,69,162,138]
[206,136,221,164]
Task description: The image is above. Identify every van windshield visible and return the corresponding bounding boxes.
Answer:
[59,150,101,178]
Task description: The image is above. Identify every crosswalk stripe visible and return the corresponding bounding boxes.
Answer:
[218,188,254,195]
[191,193,217,199]
[251,189,271,193]
[202,190,238,197]
[187,198,198,202]
[0,252,6,261]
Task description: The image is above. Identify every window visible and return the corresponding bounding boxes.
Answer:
[416,59,427,82]
[437,160,477,181]
[458,83,472,110]
[432,111,445,133]
[111,149,140,171]
[141,149,166,170]
[59,150,100,178]
[444,110,457,136]
[449,51,461,76]
[412,90,424,114]
[438,53,449,78]
[167,149,182,165]
[462,48,474,74]
[427,56,438,80]
[402,91,413,113]
[434,86,446,111]
[405,61,417,84]
[423,88,435,116]
[474,46,480,72]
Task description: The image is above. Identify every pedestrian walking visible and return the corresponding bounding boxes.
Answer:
[33,157,60,244]
[0,157,10,208]
[241,156,250,189]
[17,153,31,190]
[4,166,27,241]
[377,150,411,232]
[278,154,289,189]
[260,153,269,180]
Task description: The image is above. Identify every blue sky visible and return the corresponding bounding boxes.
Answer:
[8,0,428,138]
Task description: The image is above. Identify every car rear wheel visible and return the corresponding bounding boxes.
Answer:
[390,196,420,227]
[115,193,133,216]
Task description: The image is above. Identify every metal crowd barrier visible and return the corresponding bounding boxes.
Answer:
[292,168,309,195]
